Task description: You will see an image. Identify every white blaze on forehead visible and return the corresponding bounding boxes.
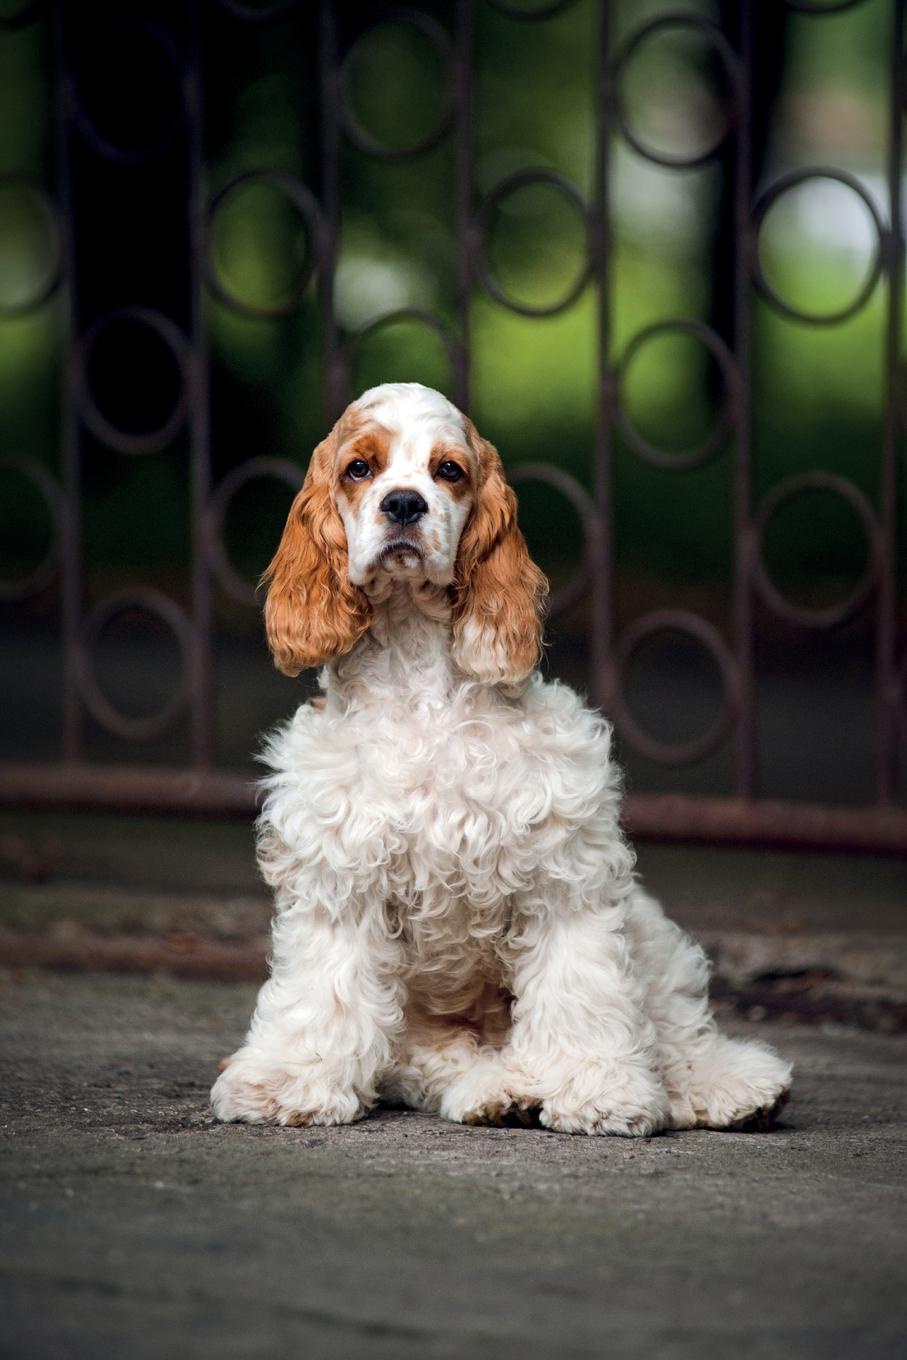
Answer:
[352,382,468,462]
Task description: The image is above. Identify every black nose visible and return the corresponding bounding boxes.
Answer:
[379,489,428,525]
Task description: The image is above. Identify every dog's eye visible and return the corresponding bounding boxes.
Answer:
[345,459,371,481]
[436,460,463,483]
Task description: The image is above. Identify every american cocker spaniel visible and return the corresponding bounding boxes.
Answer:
[211,382,791,1135]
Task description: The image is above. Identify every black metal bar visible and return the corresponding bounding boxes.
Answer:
[591,0,613,715]
[187,0,213,768]
[55,2,81,764]
[319,0,343,425]
[733,0,756,798]
[877,0,904,803]
[453,0,473,414]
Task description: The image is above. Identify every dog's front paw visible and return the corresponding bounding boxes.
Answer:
[539,1059,669,1137]
[666,1035,792,1131]
[210,1047,367,1127]
[440,1059,539,1127]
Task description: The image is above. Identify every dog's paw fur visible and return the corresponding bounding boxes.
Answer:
[211,1048,367,1127]
[536,1058,670,1137]
[666,1035,793,1131]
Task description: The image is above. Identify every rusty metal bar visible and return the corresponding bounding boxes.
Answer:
[591,0,613,715]
[54,4,81,764]
[733,0,756,799]
[877,0,904,803]
[0,764,258,817]
[5,762,907,856]
[320,0,343,424]
[187,0,214,769]
[453,0,473,414]
[623,793,907,857]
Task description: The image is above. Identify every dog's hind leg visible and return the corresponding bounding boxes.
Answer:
[383,993,538,1125]
[627,888,792,1131]
[381,1011,485,1114]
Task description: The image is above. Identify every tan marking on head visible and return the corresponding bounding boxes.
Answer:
[428,442,473,501]
[336,425,392,507]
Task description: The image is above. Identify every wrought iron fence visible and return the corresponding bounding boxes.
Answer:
[1,0,906,852]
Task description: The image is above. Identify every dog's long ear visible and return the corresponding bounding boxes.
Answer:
[261,426,371,676]
[451,419,548,687]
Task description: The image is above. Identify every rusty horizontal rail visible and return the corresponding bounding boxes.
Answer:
[4,763,907,856]
[0,763,257,818]
[623,794,907,858]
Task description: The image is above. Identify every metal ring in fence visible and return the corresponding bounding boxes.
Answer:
[68,19,187,166]
[339,10,454,160]
[487,0,579,19]
[0,457,62,601]
[215,0,304,20]
[207,171,323,318]
[610,15,742,170]
[0,176,63,317]
[74,306,189,455]
[507,463,599,616]
[612,609,738,765]
[206,457,304,606]
[475,169,591,317]
[751,169,885,326]
[347,307,458,385]
[616,319,739,469]
[783,1,868,14]
[752,472,880,629]
[77,588,193,741]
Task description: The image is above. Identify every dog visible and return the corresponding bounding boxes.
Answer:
[211,382,791,1135]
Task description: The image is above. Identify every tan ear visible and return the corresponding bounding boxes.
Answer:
[261,427,371,675]
[451,420,548,687]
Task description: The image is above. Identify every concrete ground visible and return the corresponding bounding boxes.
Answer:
[1,819,906,1356]
[1,972,906,1360]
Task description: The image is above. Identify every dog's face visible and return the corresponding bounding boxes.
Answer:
[332,385,477,589]
[262,382,547,687]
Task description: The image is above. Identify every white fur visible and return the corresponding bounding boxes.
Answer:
[212,383,792,1135]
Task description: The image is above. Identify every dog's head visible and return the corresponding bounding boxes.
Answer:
[262,382,548,686]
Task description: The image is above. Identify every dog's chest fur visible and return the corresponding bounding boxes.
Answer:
[257,600,629,1012]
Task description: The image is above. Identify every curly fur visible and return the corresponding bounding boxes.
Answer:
[212,383,792,1135]
[262,423,372,675]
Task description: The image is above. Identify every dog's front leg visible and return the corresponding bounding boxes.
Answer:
[506,894,670,1136]
[211,900,404,1127]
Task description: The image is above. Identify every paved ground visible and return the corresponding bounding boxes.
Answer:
[1,972,905,1360]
